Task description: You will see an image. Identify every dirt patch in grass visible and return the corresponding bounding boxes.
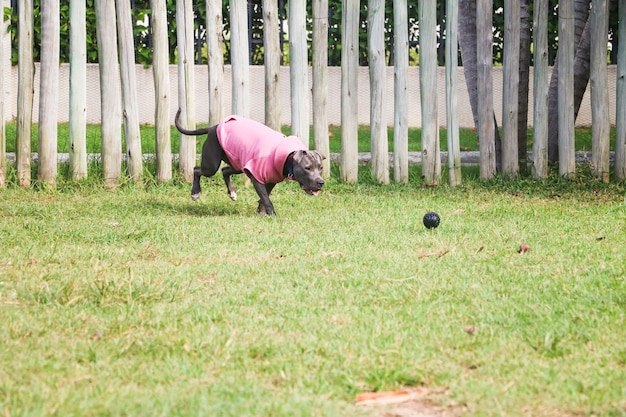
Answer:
[355,388,466,417]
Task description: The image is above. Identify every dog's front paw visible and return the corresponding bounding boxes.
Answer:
[257,203,276,216]
[229,191,237,201]
[191,193,200,201]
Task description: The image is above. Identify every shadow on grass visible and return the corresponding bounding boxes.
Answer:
[144,198,250,217]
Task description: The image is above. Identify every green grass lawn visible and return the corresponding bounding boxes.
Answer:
[3,122,614,155]
[1,164,625,416]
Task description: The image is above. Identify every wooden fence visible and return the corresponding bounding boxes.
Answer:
[0,0,624,188]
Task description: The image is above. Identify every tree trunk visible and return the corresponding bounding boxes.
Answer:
[476,0,496,178]
[95,0,122,187]
[532,0,549,179]
[289,0,309,147]
[590,0,609,182]
[263,0,281,131]
[502,0,520,178]
[616,0,626,180]
[517,0,531,175]
[393,0,409,183]
[458,0,501,173]
[312,0,331,176]
[117,0,143,180]
[369,0,388,184]
[558,0,576,177]
[340,0,359,183]
[176,0,196,182]
[206,0,224,125]
[151,0,172,182]
[231,0,250,117]
[38,0,59,186]
[420,0,440,183]
[69,0,87,180]
[446,0,461,186]
[17,0,34,188]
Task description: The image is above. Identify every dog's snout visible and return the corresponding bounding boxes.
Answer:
[317,179,325,188]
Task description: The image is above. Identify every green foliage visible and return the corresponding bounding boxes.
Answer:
[3,0,618,67]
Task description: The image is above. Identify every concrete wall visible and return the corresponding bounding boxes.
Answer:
[4,63,615,128]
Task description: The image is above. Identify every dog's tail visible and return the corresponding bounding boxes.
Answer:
[175,108,211,136]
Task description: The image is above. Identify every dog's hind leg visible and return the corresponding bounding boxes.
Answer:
[191,125,221,201]
[191,166,203,201]
[222,166,243,201]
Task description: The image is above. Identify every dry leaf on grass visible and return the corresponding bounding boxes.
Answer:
[355,388,430,406]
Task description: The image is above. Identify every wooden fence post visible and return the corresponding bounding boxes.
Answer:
[368,0,388,184]
[446,0,461,186]
[38,0,59,186]
[176,0,196,182]
[289,0,309,147]
[558,0,575,178]
[151,0,172,182]
[476,0,496,179]
[420,0,440,183]
[231,0,250,117]
[340,0,359,183]
[502,0,520,178]
[393,0,408,184]
[17,0,34,188]
[263,0,281,131]
[590,0,609,183]
[70,0,87,180]
[95,0,122,187]
[532,0,548,179]
[616,0,626,180]
[206,0,224,126]
[0,0,4,188]
[117,0,143,181]
[312,0,331,176]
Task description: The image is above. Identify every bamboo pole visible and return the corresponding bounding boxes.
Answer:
[151,0,172,182]
[17,0,34,188]
[176,0,196,182]
[446,0,461,186]
[419,0,440,183]
[502,0,520,178]
[393,0,408,184]
[590,0,610,183]
[289,0,309,147]
[69,0,87,180]
[340,0,359,183]
[312,0,331,176]
[206,0,224,126]
[532,0,549,179]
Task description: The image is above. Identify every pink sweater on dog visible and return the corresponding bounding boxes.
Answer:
[217,115,306,184]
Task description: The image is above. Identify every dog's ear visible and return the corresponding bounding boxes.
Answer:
[292,149,306,163]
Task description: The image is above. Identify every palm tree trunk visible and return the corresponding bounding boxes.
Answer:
[546,0,591,163]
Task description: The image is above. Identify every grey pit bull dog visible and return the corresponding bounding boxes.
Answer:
[175,109,325,216]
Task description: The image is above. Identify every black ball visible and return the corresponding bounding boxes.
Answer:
[423,212,440,229]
